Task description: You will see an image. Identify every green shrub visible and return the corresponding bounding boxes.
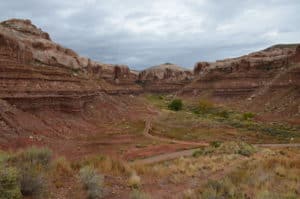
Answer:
[193,142,257,157]
[19,168,47,197]
[8,147,52,197]
[217,110,229,118]
[158,95,164,100]
[237,142,257,157]
[198,99,214,113]
[242,112,255,120]
[0,151,9,164]
[10,147,52,169]
[168,99,183,111]
[0,167,22,199]
[192,150,204,158]
[79,166,103,199]
[130,189,152,199]
[201,179,245,199]
[210,141,222,148]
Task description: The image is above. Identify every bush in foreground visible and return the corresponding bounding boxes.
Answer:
[0,167,22,199]
[76,155,131,176]
[9,147,52,169]
[52,157,73,188]
[130,189,152,199]
[168,99,183,111]
[199,150,300,199]
[79,166,104,199]
[9,147,52,197]
[19,169,46,197]
[128,172,141,189]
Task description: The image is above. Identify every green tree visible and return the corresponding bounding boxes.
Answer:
[168,99,183,111]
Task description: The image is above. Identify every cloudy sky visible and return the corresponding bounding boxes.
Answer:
[1,0,299,70]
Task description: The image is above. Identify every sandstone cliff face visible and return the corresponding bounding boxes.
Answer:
[0,19,139,89]
[138,63,193,92]
[0,19,90,69]
[0,17,145,130]
[0,19,144,140]
[0,19,101,111]
[185,44,300,121]
[189,45,300,96]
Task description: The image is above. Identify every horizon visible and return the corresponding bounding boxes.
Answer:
[1,0,300,70]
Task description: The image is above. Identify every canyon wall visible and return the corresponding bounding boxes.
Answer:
[1,18,299,133]
[138,63,193,92]
[0,19,145,143]
[186,44,300,98]
[0,19,141,96]
[184,44,300,121]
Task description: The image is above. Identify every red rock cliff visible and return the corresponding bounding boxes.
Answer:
[185,44,300,121]
[138,63,193,92]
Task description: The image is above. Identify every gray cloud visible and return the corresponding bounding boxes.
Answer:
[0,0,299,70]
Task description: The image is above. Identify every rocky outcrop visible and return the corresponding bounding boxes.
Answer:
[187,44,300,97]
[138,63,193,92]
[0,19,140,90]
[0,18,145,124]
[0,19,145,141]
[0,31,33,64]
[1,19,89,69]
[184,44,300,121]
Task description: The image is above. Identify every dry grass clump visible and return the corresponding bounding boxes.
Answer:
[52,157,72,176]
[128,171,141,189]
[79,166,104,199]
[52,157,73,188]
[197,99,215,113]
[74,155,131,176]
[8,147,52,197]
[9,146,52,169]
[196,149,300,199]
[131,163,168,177]
[182,189,196,199]
[130,189,152,199]
[133,154,240,187]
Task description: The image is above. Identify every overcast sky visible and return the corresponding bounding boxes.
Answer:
[1,0,299,70]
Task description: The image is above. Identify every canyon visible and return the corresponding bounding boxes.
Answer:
[0,18,299,199]
[0,18,300,142]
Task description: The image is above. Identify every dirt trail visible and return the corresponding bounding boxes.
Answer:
[130,148,199,165]
[255,143,300,148]
[134,118,300,165]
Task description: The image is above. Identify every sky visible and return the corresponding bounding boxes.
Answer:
[0,0,300,70]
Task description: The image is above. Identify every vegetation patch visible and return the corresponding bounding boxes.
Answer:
[74,155,131,176]
[189,99,300,141]
[130,189,152,199]
[168,99,183,111]
[197,150,300,199]
[0,147,55,198]
[79,166,104,199]
[193,141,257,157]
[128,171,141,189]
[0,167,22,199]
[52,157,73,188]
[8,147,52,197]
